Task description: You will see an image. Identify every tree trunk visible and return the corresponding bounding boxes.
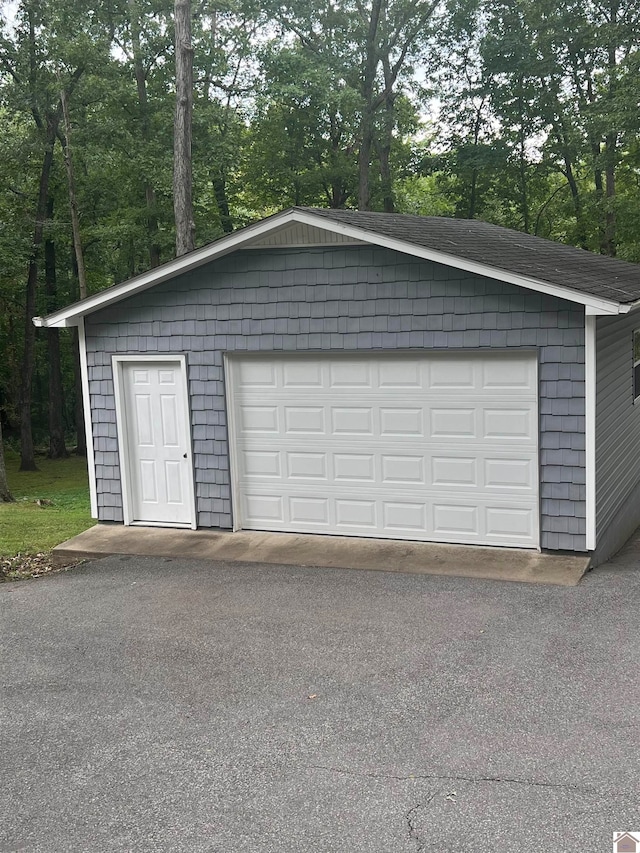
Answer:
[20,114,59,471]
[357,0,382,211]
[0,419,14,502]
[212,169,233,233]
[44,198,68,459]
[71,326,87,456]
[130,0,161,267]
[60,87,87,298]
[564,157,588,249]
[602,28,618,257]
[173,0,195,256]
[518,122,530,233]
[377,92,395,213]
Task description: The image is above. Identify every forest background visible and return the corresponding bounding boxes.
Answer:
[1,0,639,479]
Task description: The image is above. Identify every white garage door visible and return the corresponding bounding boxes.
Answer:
[227,352,539,548]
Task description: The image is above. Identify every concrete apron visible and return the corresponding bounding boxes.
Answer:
[54,524,591,586]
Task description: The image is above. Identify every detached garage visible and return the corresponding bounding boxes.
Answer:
[34,208,640,565]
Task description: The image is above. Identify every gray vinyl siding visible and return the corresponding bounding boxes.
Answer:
[594,313,640,563]
[85,245,587,551]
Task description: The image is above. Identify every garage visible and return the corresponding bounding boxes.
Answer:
[35,205,640,563]
[226,351,539,548]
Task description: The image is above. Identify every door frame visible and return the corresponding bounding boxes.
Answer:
[224,354,242,532]
[112,354,197,529]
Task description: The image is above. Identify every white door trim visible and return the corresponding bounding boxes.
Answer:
[585,314,597,551]
[77,318,98,518]
[112,354,197,529]
[224,354,242,532]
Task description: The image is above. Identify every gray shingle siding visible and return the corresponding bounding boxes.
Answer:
[594,313,640,563]
[85,245,586,551]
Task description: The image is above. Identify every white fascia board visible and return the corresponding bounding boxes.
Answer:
[584,313,597,551]
[290,210,626,317]
[33,208,628,326]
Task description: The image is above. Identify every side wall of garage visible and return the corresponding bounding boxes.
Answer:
[85,245,586,551]
[594,312,640,563]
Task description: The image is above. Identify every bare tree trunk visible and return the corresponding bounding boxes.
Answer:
[0,419,14,502]
[212,169,233,233]
[604,133,616,256]
[358,0,382,211]
[71,327,87,457]
[60,87,87,299]
[44,198,68,459]
[20,114,59,471]
[173,0,195,256]
[564,158,588,249]
[603,27,618,257]
[130,0,161,267]
[377,90,395,213]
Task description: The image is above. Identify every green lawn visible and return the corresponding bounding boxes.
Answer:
[0,450,94,556]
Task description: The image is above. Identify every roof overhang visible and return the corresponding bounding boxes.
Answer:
[33,208,632,328]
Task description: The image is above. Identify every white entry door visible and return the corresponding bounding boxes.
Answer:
[227,352,539,548]
[114,357,196,528]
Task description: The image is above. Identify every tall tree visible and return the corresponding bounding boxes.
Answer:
[173,0,195,255]
[266,0,442,211]
[44,195,68,459]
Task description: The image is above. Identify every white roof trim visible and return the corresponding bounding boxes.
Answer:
[33,208,627,328]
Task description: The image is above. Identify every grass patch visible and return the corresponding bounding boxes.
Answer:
[0,450,94,558]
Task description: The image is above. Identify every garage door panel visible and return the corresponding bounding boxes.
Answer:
[237,360,277,387]
[230,353,539,548]
[241,450,281,478]
[284,407,325,434]
[382,502,427,531]
[484,458,535,490]
[243,494,284,522]
[290,496,330,525]
[432,456,477,487]
[430,409,477,438]
[381,455,425,484]
[335,499,377,528]
[433,503,478,535]
[428,358,475,389]
[287,452,327,480]
[283,361,323,387]
[379,361,422,388]
[486,506,536,540]
[380,408,424,436]
[482,358,535,390]
[331,407,374,435]
[334,453,376,481]
[330,360,373,388]
[483,408,535,440]
[240,406,279,433]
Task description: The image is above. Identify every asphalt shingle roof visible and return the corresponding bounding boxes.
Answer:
[298,207,640,305]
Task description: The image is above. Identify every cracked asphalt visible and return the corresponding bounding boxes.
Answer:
[2,537,640,853]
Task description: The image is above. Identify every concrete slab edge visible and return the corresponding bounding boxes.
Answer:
[54,526,591,587]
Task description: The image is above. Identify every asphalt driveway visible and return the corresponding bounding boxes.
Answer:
[2,541,640,853]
